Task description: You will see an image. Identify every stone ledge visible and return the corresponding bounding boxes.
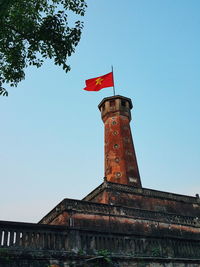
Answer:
[39,198,200,228]
[83,181,199,204]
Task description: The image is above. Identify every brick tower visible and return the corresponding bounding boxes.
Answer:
[98,95,142,187]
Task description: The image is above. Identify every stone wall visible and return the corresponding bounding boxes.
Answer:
[83,182,200,216]
[40,198,200,227]
[39,198,200,242]
[1,253,200,267]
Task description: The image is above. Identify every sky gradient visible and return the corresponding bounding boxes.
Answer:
[1,0,200,223]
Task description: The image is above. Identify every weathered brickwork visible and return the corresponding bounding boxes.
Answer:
[39,197,200,228]
[83,181,200,216]
[98,95,142,187]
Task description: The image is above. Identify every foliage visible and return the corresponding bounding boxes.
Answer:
[83,250,114,267]
[78,248,85,255]
[0,87,8,96]
[151,246,161,257]
[0,0,87,95]
[0,248,10,262]
[96,249,112,264]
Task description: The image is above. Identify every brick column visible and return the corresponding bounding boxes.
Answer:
[98,95,142,187]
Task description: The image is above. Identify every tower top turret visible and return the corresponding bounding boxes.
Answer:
[98,95,133,122]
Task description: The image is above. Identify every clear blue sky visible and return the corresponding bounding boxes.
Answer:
[1,0,200,223]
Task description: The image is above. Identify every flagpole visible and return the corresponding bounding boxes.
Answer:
[111,65,116,96]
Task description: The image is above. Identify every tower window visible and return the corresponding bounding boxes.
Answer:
[121,100,126,107]
[115,157,120,163]
[110,100,115,107]
[129,177,137,183]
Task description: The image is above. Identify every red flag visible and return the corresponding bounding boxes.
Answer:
[84,72,114,91]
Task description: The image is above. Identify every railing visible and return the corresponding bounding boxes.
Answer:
[1,220,200,260]
[0,221,68,251]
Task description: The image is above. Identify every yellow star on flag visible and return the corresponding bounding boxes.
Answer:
[95,78,104,85]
